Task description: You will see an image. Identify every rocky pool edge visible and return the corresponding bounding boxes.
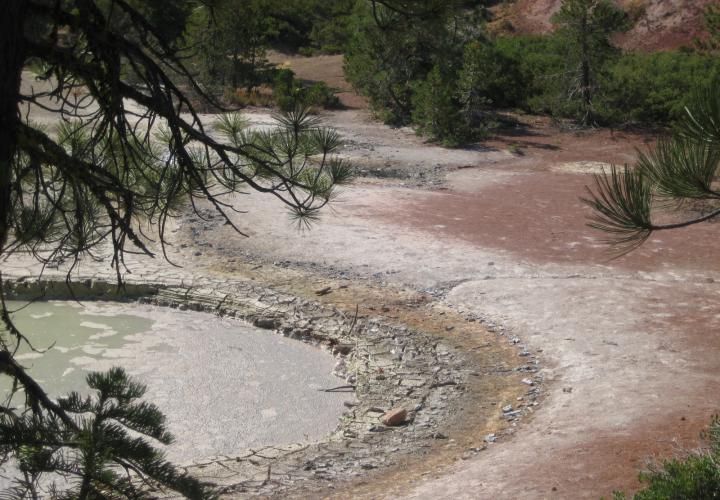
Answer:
[4,276,536,498]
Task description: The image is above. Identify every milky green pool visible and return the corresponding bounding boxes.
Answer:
[2,300,348,464]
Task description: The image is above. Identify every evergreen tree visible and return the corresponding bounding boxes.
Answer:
[127,0,195,47]
[1,368,212,498]
[411,65,464,146]
[192,0,274,92]
[551,0,631,125]
[0,0,352,496]
[344,0,465,124]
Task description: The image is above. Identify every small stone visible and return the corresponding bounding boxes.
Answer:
[502,405,513,413]
[381,407,407,426]
[521,378,534,386]
[332,343,353,356]
[254,317,279,329]
[333,359,347,375]
[484,434,497,443]
[431,432,448,439]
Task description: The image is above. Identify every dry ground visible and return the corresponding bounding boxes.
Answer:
[164,101,720,498]
[173,53,720,498]
[14,55,720,499]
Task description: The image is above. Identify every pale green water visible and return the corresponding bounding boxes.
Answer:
[5,300,154,397]
[1,300,348,465]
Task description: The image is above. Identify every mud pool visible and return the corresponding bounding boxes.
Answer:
[3,300,348,464]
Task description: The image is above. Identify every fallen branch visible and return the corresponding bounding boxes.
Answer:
[318,384,355,393]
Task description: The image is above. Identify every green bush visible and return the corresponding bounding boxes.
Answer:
[598,51,720,125]
[344,5,720,138]
[412,65,466,146]
[304,81,341,109]
[273,68,301,111]
[492,35,720,127]
[344,0,465,125]
[614,417,720,499]
[273,68,340,111]
[494,35,568,114]
[459,41,523,109]
[409,50,511,147]
[262,0,355,53]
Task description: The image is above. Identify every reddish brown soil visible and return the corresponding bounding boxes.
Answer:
[390,169,720,273]
[368,119,720,498]
[381,118,720,274]
[183,105,720,497]
[486,115,655,164]
[495,0,713,52]
[206,103,720,497]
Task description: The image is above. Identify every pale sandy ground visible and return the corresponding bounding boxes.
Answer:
[179,109,720,499]
[14,68,720,497]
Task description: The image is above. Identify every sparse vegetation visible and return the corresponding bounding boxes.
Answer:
[697,2,720,54]
[612,418,720,499]
[273,68,341,111]
[187,0,351,108]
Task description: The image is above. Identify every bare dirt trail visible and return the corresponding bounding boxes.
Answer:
[179,105,720,498]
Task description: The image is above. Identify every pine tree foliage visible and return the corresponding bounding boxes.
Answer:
[344,0,467,125]
[584,79,720,251]
[191,0,274,92]
[0,1,353,497]
[551,0,631,125]
[7,2,351,276]
[0,367,213,499]
[697,2,720,54]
